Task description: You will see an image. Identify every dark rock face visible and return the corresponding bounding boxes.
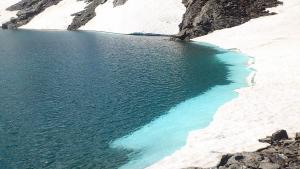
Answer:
[68,0,107,30]
[185,130,300,169]
[2,0,63,29]
[174,0,283,40]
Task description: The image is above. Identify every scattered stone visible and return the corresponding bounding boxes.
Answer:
[259,137,272,144]
[184,130,300,169]
[271,130,289,143]
[259,130,289,145]
[217,154,233,167]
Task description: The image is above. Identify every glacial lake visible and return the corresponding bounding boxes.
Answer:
[0,30,249,169]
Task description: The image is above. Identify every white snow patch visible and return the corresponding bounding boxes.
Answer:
[20,0,86,30]
[80,0,185,35]
[0,0,20,24]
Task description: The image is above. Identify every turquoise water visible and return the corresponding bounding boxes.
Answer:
[113,43,250,169]
[0,30,249,169]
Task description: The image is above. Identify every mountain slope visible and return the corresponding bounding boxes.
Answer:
[1,0,281,38]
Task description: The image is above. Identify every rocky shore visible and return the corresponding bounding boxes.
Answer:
[149,0,300,167]
[186,130,300,169]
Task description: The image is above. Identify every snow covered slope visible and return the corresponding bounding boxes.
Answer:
[1,0,185,35]
[80,0,185,35]
[20,0,86,30]
[0,0,20,24]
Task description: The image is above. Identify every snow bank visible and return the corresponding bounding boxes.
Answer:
[20,0,85,30]
[80,0,185,35]
[0,0,20,24]
[149,0,300,168]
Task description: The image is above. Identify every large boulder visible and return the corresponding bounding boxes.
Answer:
[259,129,289,144]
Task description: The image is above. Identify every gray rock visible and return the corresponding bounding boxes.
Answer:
[172,0,283,40]
[259,130,289,145]
[271,130,289,143]
[217,154,233,167]
[259,137,272,144]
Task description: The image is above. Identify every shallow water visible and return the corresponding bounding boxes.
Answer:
[0,30,249,169]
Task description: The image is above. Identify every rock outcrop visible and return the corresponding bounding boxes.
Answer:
[185,130,300,169]
[173,0,283,40]
[2,0,129,30]
[2,0,62,29]
[68,0,107,30]
[2,0,283,37]
[67,0,128,30]
[2,0,284,40]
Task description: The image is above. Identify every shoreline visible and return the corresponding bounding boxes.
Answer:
[0,28,251,169]
[0,30,251,169]
[1,0,299,168]
[114,42,251,169]
[148,0,300,168]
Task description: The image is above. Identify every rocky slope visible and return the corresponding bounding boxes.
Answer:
[173,0,282,40]
[186,130,300,169]
[2,0,282,39]
[2,0,129,30]
[68,0,128,30]
[2,0,63,29]
[67,0,107,30]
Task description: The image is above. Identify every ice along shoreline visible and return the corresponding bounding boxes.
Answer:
[148,0,300,168]
[114,42,251,169]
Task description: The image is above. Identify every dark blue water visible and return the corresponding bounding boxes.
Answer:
[0,30,245,169]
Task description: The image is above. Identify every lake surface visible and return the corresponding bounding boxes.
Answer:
[0,30,249,169]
